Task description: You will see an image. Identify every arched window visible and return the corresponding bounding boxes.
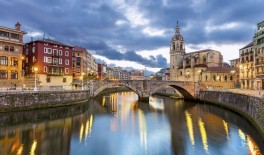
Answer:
[205,75,208,81]
[0,56,8,66]
[180,71,182,76]
[224,76,227,81]
[230,76,233,81]
[213,75,216,81]
[203,56,206,64]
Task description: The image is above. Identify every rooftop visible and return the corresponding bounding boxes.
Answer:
[240,42,253,50]
[32,38,73,47]
[0,25,26,34]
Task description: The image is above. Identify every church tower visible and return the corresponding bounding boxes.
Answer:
[170,21,185,81]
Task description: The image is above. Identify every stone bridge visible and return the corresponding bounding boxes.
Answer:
[87,80,199,101]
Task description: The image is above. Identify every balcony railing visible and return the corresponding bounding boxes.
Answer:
[47,66,64,76]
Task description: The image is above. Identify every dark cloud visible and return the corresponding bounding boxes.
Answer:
[1,0,263,69]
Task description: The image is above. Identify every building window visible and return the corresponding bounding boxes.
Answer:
[0,31,9,37]
[11,33,19,39]
[0,56,8,66]
[10,57,18,66]
[0,70,8,79]
[230,76,233,81]
[203,56,206,64]
[44,57,52,63]
[59,58,62,64]
[44,48,52,54]
[10,46,14,52]
[44,43,49,46]
[65,68,69,74]
[213,75,216,81]
[11,71,18,79]
[224,76,227,81]
[65,51,69,56]
[32,47,35,53]
[53,49,58,56]
[65,59,69,65]
[54,45,57,47]
[63,78,66,83]
[5,46,9,51]
[46,77,51,83]
[44,66,47,72]
[59,50,62,56]
[0,46,2,50]
[32,56,36,62]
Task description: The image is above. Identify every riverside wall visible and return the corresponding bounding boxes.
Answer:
[199,91,264,137]
[0,90,90,112]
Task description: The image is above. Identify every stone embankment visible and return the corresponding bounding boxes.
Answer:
[0,90,90,112]
[199,91,264,137]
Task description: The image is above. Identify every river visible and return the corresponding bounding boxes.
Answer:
[0,91,263,155]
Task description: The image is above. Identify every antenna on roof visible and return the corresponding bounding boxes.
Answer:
[43,30,46,39]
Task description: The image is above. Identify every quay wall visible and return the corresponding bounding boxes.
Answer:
[0,90,90,112]
[199,91,264,137]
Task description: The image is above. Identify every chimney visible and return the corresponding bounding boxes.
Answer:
[15,22,21,31]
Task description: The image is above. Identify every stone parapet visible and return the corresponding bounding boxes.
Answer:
[199,91,264,137]
[0,90,90,112]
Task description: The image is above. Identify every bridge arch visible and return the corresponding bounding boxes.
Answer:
[149,83,195,100]
[93,82,143,98]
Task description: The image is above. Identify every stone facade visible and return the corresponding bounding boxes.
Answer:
[0,22,26,89]
[89,80,197,101]
[0,90,89,112]
[199,91,264,137]
[169,22,238,89]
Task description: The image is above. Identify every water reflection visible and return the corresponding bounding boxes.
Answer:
[0,91,263,155]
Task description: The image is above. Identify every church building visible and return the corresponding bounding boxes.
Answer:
[169,22,239,89]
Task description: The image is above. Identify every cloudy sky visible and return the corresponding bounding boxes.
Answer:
[1,0,264,72]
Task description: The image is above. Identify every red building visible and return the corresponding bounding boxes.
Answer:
[23,39,73,90]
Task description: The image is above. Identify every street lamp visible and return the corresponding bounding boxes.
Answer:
[33,67,38,91]
[21,56,25,90]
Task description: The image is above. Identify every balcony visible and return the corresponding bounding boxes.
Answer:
[52,53,60,58]
[47,66,64,76]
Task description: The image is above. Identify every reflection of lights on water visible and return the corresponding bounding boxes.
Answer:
[247,135,261,155]
[85,115,94,141]
[198,118,208,153]
[30,140,37,155]
[222,120,229,140]
[79,123,84,143]
[138,109,147,152]
[238,129,246,146]
[185,111,195,146]
[17,145,23,155]
[149,96,164,111]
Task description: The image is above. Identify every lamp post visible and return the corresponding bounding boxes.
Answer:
[21,56,24,90]
[33,67,38,91]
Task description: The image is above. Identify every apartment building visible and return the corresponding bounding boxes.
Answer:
[23,38,73,90]
[0,22,26,89]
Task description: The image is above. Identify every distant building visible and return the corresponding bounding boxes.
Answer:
[98,63,107,80]
[23,38,73,90]
[0,22,26,89]
[169,22,238,89]
[155,68,169,80]
[130,70,144,80]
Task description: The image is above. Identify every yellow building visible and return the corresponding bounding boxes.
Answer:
[0,22,26,89]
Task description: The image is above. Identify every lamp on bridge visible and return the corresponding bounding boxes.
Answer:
[33,67,38,91]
